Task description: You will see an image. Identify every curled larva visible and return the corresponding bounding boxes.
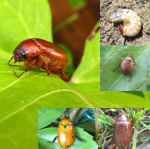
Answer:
[110,9,141,37]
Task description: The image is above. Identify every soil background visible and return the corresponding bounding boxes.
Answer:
[100,0,150,45]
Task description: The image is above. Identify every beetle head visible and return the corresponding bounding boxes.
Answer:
[13,48,26,62]
[116,113,130,122]
[125,54,134,62]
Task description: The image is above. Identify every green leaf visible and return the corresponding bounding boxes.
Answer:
[100,45,126,67]
[0,0,52,148]
[38,127,98,149]
[147,55,150,90]
[38,108,65,129]
[0,0,52,56]
[70,26,100,87]
[1,1,150,149]
[98,115,114,125]
[0,33,99,149]
[145,92,150,100]
[100,45,150,91]
[67,0,86,9]
[1,67,150,149]
[133,108,150,123]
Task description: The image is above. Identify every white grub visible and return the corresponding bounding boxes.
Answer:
[110,9,141,37]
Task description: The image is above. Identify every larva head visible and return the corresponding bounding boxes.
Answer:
[110,10,124,22]
[119,25,124,34]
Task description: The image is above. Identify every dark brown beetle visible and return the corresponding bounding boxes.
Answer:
[113,54,135,82]
[8,38,68,79]
[113,113,133,148]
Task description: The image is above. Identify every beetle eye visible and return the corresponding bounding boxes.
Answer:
[21,51,26,59]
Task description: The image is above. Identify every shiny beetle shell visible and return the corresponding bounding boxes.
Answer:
[57,119,75,148]
[113,113,133,147]
[113,54,135,82]
[120,54,135,75]
[110,9,141,37]
[8,38,68,79]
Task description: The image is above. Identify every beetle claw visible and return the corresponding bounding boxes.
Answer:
[13,70,20,78]
[13,70,25,78]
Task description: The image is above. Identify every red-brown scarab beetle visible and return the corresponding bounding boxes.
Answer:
[113,113,133,148]
[113,54,135,82]
[8,38,69,79]
[50,118,85,148]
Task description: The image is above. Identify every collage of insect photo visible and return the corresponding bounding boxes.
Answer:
[0,0,150,149]
[100,0,150,149]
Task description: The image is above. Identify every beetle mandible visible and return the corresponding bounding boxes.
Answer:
[8,38,68,79]
[113,54,135,82]
[51,118,85,148]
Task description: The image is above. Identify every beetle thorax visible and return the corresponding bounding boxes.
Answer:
[116,114,130,122]
[125,57,133,62]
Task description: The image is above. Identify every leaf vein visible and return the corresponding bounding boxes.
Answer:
[0,89,93,123]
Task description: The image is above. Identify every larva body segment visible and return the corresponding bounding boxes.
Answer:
[110,9,141,37]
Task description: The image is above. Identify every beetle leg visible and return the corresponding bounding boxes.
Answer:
[75,133,85,142]
[128,73,132,82]
[112,133,114,144]
[46,136,57,144]
[43,62,50,75]
[132,123,138,129]
[113,61,121,72]
[55,67,68,79]
[48,66,68,79]
[7,56,21,67]
[13,60,36,78]
[23,61,29,67]
[112,117,116,120]
[51,69,68,79]
[7,56,14,65]
[60,69,68,79]
[52,136,57,143]
[110,124,114,131]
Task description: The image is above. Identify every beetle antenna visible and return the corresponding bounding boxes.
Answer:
[8,56,21,67]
